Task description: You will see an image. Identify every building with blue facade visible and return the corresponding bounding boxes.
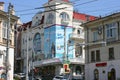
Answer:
[15,0,96,80]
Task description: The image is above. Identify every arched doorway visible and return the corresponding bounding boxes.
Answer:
[108,68,116,80]
[75,66,81,75]
[94,69,99,80]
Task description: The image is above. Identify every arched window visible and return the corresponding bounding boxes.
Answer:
[94,69,99,80]
[77,30,80,34]
[60,12,69,21]
[33,33,41,54]
[46,13,54,24]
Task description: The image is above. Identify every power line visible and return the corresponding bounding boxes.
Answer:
[15,3,62,12]
[15,0,97,13]
[74,0,98,7]
[19,7,67,16]
[16,0,98,16]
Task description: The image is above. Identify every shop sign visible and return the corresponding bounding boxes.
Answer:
[96,62,107,67]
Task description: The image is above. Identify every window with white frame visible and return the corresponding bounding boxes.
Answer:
[2,21,7,39]
[106,22,117,39]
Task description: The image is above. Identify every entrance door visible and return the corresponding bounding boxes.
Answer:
[94,69,99,80]
[108,68,116,80]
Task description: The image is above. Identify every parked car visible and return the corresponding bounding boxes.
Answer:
[14,73,25,80]
[53,74,71,80]
[34,76,42,80]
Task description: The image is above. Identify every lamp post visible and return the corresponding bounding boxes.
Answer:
[5,3,12,80]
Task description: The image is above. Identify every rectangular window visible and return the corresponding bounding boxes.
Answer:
[93,31,98,41]
[109,47,114,60]
[96,50,100,61]
[91,51,95,62]
[2,21,7,39]
[75,46,82,57]
[106,23,117,38]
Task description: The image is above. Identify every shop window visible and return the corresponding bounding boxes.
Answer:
[94,69,99,80]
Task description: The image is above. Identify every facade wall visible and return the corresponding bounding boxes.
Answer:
[84,13,120,80]
[85,60,120,80]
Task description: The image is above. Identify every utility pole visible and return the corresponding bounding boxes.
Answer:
[26,26,29,80]
[5,3,11,80]
[64,26,66,63]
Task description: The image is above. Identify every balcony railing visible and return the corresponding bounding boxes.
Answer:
[70,33,84,42]
[61,19,69,25]
[69,57,85,64]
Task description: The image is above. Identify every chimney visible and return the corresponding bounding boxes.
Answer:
[0,2,4,11]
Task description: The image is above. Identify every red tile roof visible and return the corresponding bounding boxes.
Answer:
[73,12,97,21]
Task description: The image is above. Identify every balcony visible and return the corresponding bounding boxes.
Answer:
[70,33,84,42]
[69,57,85,64]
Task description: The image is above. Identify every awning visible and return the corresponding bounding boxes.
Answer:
[69,58,85,65]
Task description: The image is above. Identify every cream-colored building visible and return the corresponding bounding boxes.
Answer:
[0,2,20,80]
[82,12,120,80]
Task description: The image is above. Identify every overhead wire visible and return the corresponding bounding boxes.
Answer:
[8,0,120,21]
[19,7,68,16]
[74,0,98,7]
[16,0,98,16]
[15,3,63,12]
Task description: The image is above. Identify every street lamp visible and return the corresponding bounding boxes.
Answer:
[5,3,12,80]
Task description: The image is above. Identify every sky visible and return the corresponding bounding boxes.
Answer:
[1,0,120,23]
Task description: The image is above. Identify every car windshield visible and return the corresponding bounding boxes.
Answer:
[55,74,70,79]
[55,76,63,79]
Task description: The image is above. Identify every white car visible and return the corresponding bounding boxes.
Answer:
[53,74,71,80]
